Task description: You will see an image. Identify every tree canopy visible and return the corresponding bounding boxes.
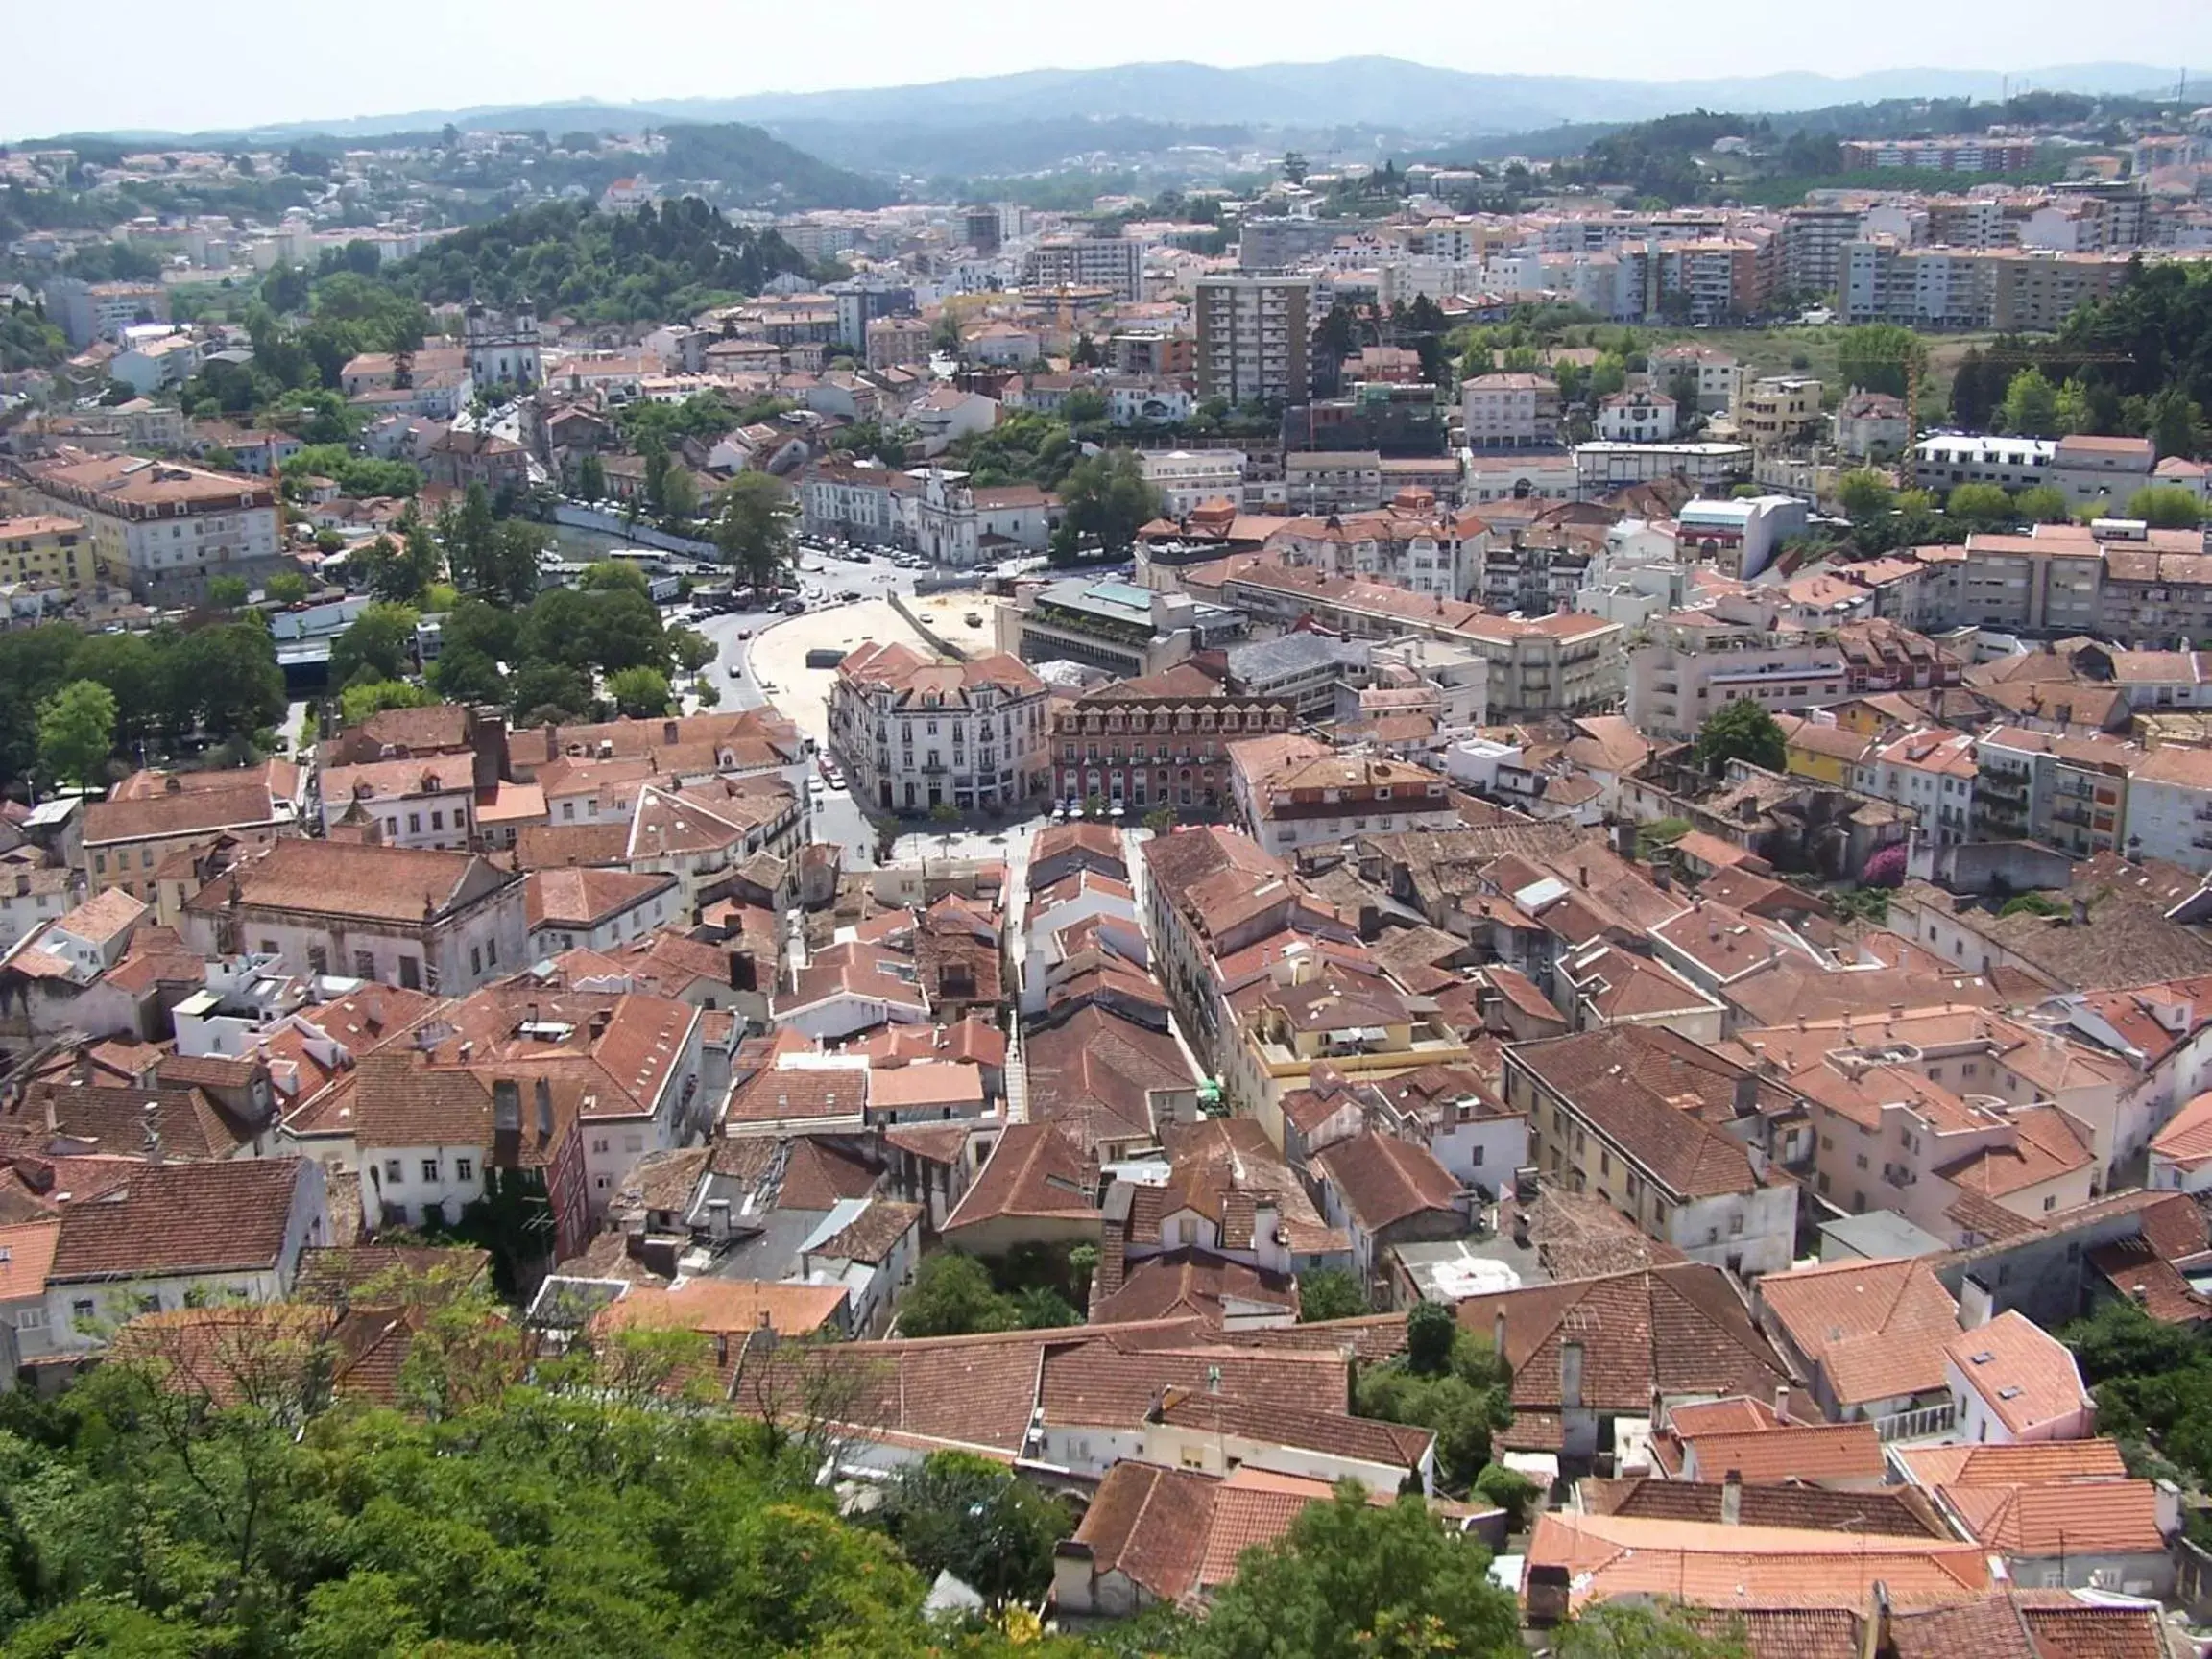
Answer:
[1695,698,1789,778]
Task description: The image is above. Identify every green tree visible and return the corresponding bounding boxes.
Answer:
[2127,486,2205,528]
[606,665,672,717]
[874,1451,1072,1605]
[2146,387,2206,463]
[1836,469,1895,520]
[2014,483,2073,523]
[576,451,609,501]
[338,678,436,726]
[1190,1487,1520,1659]
[2054,375,2095,436]
[897,1252,1018,1337]
[67,631,163,749]
[438,482,497,595]
[165,622,287,742]
[667,625,716,686]
[1945,482,2016,527]
[1406,1300,1457,1375]
[711,471,797,590]
[1051,449,1163,563]
[1297,1268,1369,1323]
[204,574,251,610]
[511,659,594,724]
[264,569,311,605]
[327,602,420,687]
[2001,366,2063,437]
[36,679,116,787]
[1836,323,1926,400]
[579,559,652,596]
[661,464,700,522]
[1695,698,1787,778]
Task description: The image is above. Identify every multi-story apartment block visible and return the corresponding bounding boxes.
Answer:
[1781,205,1866,298]
[1021,233,1143,302]
[1139,449,1247,517]
[1004,576,1249,680]
[1656,238,1773,324]
[20,447,281,604]
[1196,275,1311,408]
[865,314,932,371]
[1460,373,1561,449]
[1050,664,1293,816]
[40,277,169,347]
[0,514,99,592]
[1972,728,2136,860]
[1851,728,1979,844]
[1735,377,1825,449]
[828,641,1050,815]
[1839,137,2043,173]
[1652,345,1746,415]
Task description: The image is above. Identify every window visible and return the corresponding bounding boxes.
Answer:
[14,1306,44,1331]
[384,1159,403,1183]
[592,1138,611,1155]
[71,1299,95,1324]
[430,810,444,831]
[470,947,482,977]
[354,950,375,979]
[398,956,421,990]
[421,1158,440,1182]
[2043,1194,2057,1212]
[306,945,327,975]
[624,1133,644,1154]
[486,939,497,966]
[455,1158,474,1183]
[408,813,421,834]
[137,1294,161,1315]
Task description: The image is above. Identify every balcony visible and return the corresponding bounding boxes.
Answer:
[1872,1401,1956,1443]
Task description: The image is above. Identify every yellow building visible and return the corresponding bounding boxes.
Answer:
[0,514,103,591]
[1775,714,1873,784]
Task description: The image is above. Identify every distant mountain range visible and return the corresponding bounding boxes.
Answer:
[38,55,2187,149]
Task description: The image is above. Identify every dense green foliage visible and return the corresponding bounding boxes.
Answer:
[1188,1485,1520,1659]
[895,1252,1082,1338]
[0,618,285,788]
[0,1311,1086,1658]
[658,123,895,210]
[2061,1299,2212,1488]
[1295,1269,1369,1322]
[0,300,66,371]
[383,198,815,323]
[1695,698,1789,778]
[1351,1305,1512,1493]
[1051,450,1165,563]
[1556,1602,1751,1659]
[873,1451,1074,1605]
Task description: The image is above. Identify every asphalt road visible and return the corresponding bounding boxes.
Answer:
[683,543,930,869]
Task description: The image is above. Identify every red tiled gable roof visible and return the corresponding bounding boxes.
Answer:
[1939,1479,2165,1557]
[1038,1333,1350,1429]
[49,1159,307,1281]
[1758,1258,1960,1407]
[524,867,677,930]
[84,778,289,846]
[182,839,517,926]
[1944,1310,2090,1436]
[1453,1263,1793,1441]
[1893,1438,2128,1491]
[943,1121,1097,1233]
[1090,1247,1299,1328]
[1312,1132,1462,1232]
[9,1079,258,1163]
[1581,1476,1949,1539]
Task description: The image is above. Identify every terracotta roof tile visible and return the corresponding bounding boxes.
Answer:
[49,1159,309,1281]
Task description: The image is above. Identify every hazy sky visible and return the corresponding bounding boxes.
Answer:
[12,0,2212,137]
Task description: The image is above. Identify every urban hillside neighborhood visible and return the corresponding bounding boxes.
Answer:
[16,44,2212,1659]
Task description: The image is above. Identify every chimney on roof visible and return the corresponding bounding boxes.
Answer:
[1775,1382,1791,1422]
[1732,1071,1758,1118]
[1719,1468,1743,1526]
[1560,1339,1583,1410]
[534,1076,554,1140]
[141,1101,162,1167]
[708,1197,731,1241]
[493,1079,520,1132]
[1492,1305,1508,1357]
